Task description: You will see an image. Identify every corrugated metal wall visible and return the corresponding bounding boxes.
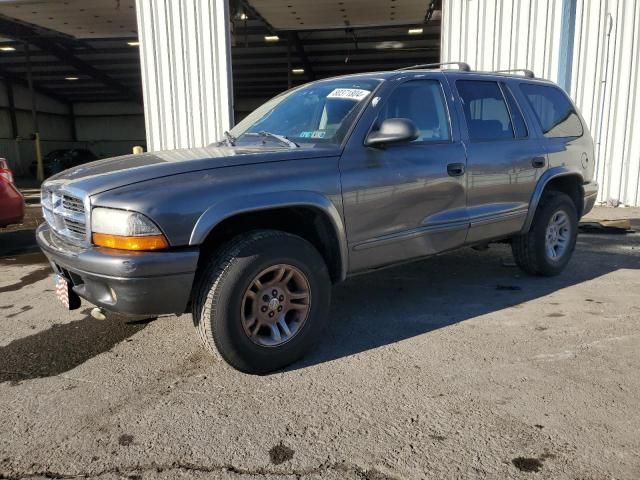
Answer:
[135,0,233,152]
[442,0,565,81]
[442,0,640,206]
[572,0,640,207]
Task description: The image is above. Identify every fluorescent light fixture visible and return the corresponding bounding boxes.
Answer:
[127,40,140,46]
[0,46,16,52]
[264,35,280,42]
[408,28,424,35]
[375,40,405,50]
[65,76,79,81]
[291,68,305,74]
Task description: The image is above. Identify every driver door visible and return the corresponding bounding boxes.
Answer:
[340,74,469,273]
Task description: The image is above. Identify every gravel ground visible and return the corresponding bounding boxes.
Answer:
[0,207,638,480]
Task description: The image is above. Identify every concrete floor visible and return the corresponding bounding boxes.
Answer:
[0,207,639,479]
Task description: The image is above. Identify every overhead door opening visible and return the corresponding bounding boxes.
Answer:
[230,0,443,121]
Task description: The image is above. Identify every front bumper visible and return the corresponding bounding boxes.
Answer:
[36,223,199,315]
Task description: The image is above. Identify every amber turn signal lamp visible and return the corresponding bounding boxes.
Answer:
[92,233,169,251]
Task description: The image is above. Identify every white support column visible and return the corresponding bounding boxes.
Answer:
[135,0,233,152]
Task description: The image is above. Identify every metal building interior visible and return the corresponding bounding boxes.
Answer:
[0,0,442,176]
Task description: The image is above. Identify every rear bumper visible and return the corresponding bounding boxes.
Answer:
[36,223,199,315]
[582,181,598,217]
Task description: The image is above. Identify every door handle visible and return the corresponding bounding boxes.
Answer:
[531,156,546,168]
[447,163,466,177]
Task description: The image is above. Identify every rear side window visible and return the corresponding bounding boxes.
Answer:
[520,84,583,137]
[501,84,528,138]
[457,80,514,141]
[378,79,451,142]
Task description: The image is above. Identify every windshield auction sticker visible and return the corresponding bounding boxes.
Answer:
[327,88,371,101]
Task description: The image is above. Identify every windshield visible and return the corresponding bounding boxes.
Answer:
[228,78,382,147]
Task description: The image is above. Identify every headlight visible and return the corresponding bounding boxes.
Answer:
[91,207,168,251]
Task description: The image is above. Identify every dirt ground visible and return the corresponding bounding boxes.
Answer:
[0,207,639,479]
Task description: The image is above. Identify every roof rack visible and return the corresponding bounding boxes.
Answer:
[493,69,535,78]
[395,62,471,72]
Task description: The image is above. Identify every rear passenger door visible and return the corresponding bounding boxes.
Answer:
[452,78,546,243]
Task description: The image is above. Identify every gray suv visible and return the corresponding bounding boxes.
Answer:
[37,64,598,373]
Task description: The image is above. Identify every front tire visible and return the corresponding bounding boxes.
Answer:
[192,230,331,374]
[511,191,578,276]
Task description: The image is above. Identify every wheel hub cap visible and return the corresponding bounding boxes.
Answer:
[267,297,280,311]
[545,210,570,260]
[241,264,311,347]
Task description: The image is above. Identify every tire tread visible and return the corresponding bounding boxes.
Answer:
[511,191,577,276]
[193,230,284,366]
[192,229,329,373]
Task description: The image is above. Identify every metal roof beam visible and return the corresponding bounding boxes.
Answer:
[233,56,439,71]
[240,0,278,36]
[0,65,69,104]
[288,32,315,80]
[0,58,141,69]
[231,34,439,51]
[0,15,141,103]
[38,79,141,86]
[233,22,440,35]
[232,47,439,61]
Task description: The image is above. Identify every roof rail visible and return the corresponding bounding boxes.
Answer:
[493,69,535,78]
[395,62,471,72]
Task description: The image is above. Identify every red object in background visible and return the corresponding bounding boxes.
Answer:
[0,158,25,228]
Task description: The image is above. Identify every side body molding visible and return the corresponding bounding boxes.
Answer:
[521,166,584,233]
[189,191,349,281]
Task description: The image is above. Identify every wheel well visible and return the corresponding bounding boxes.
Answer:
[544,175,584,217]
[198,207,343,283]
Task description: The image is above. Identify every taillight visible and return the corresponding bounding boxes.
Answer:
[0,159,14,184]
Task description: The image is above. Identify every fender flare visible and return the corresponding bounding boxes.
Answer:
[189,191,349,281]
[522,166,584,233]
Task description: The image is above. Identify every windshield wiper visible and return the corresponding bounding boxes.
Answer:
[222,130,237,146]
[244,131,299,148]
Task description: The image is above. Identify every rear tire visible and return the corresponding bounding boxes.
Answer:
[192,230,331,374]
[511,191,578,276]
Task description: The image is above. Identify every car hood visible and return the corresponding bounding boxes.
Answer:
[43,145,339,196]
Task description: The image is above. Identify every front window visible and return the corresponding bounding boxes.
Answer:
[376,79,451,142]
[228,78,382,147]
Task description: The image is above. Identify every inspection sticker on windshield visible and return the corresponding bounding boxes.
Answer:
[299,131,327,138]
[327,88,371,101]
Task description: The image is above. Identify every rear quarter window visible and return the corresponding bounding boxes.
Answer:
[519,83,583,138]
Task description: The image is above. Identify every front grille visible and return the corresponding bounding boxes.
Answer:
[42,188,87,244]
[62,195,84,213]
[64,218,86,236]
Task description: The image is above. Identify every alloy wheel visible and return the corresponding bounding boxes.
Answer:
[240,264,311,347]
[545,210,571,261]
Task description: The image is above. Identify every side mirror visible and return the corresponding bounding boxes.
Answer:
[365,118,419,147]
